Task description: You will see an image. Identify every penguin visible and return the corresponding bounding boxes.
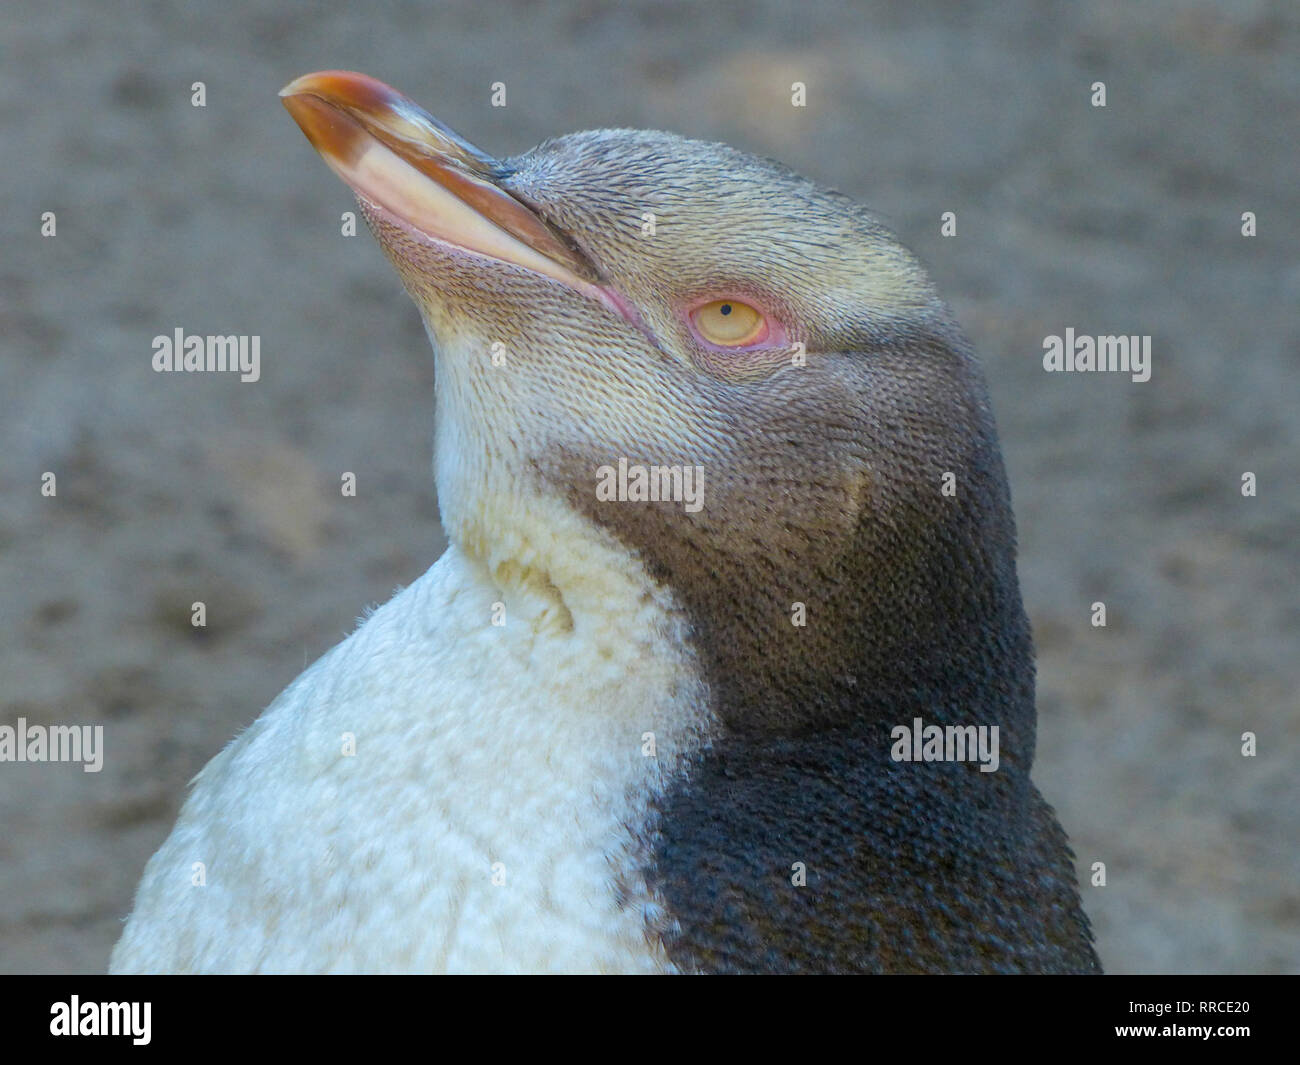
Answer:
[110,71,1100,974]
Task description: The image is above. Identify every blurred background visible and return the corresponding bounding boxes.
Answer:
[2,0,1297,973]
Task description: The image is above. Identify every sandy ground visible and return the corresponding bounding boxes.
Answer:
[1,0,1296,974]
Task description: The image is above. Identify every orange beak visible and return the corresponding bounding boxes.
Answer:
[279,70,599,288]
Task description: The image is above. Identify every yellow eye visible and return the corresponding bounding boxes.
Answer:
[690,299,767,347]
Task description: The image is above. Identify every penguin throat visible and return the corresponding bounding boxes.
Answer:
[450,486,691,649]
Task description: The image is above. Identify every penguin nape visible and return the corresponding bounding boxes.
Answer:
[110,71,1101,975]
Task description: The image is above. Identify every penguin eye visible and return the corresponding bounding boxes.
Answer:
[689,299,769,347]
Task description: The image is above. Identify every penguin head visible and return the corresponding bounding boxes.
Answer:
[282,71,1033,749]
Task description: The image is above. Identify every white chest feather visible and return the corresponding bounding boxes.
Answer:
[110,535,710,974]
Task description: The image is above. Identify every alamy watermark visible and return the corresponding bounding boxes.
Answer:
[50,997,150,1045]
[152,328,260,382]
[595,458,704,513]
[1043,329,1150,383]
[890,716,999,773]
[0,717,103,772]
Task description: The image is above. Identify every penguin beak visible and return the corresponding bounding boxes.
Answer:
[279,70,601,289]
